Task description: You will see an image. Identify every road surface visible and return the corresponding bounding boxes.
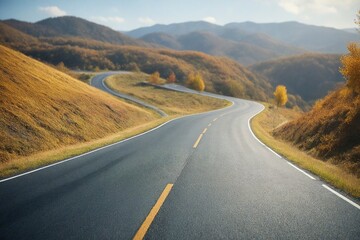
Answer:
[0,73,359,239]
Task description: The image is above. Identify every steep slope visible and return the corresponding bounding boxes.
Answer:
[274,87,360,176]
[250,54,343,103]
[226,21,359,53]
[2,16,148,46]
[0,22,39,47]
[0,45,155,162]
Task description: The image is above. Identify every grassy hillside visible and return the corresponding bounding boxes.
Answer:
[251,103,360,197]
[274,87,360,177]
[105,73,230,115]
[0,45,157,168]
[250,54,343,103]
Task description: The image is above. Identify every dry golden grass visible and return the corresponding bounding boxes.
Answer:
[105,73,230,116]
[0,45,159,176]
[251,103,360,198]
[0,117,170,178]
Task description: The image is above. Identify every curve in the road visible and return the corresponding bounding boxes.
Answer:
[1,72,359,240]
[90,71,168,117]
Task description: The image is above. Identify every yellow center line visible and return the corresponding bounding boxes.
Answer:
[208,123,212,127]
[133,184,174,240]
[213,118,218,122]
[202,128,207,134]
[193,134,203,148]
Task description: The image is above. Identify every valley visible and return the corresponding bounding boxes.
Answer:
[0,4,359,239]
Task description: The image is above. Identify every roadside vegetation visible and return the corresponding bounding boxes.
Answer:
[252,26,360,197]
[105,73,230,116]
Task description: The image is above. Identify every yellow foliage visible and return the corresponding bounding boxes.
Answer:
[340,42,360,94]
[148,71,161,84]
[186,72,205,91]
[274,85,288,107]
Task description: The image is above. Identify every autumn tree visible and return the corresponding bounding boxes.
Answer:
[186,72,205,91]
[167,71,176,83]
[340,12,360,93]
[148,71,161,84]
[274,85,288,107]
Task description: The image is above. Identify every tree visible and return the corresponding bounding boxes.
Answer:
[167,71,176,83]
[274,85,288,107]
[340,43,360,94]
[186,72,205,91]
[340,12,360,93]
[148,71,161,84]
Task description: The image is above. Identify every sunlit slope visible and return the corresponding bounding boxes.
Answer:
[274,87,360,176]
[0,45,155,162]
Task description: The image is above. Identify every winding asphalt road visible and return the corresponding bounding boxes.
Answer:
[91,72,167,117]
[0,73,359,239]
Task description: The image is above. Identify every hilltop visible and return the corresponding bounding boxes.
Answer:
[2,16,149,46]
[128,20,358,65]
[133,21,307,65]
[0,45,156,163]
[250,54,343,104]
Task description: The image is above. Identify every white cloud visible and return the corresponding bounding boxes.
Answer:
[278,1,300,14]
[39,6,66,17]
[91,16,125,23]
[138,17,155,26]
[276,0,345,15]
[203,16,217,24]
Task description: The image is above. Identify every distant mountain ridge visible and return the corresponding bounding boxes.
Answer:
[136,25,306,65]
[127,21,359,60]
[2,16,149,46]
[225,21,359,53]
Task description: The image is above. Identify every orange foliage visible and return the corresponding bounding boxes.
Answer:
[340,43,360,94]
[167,70,176,83]
[148,71,161,84]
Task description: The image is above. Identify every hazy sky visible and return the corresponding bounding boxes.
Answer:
[0,0,358,30]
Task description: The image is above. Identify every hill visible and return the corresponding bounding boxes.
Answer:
[131,21,307,65]
[225,21,359,54]
[250,54,343,103]
[0,22,40,50]
[2,16,148,46]
[274,87,360,176]
[0,22,273,101]
[0,45,156,163]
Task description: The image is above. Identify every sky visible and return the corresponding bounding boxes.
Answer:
[0,0,358,31]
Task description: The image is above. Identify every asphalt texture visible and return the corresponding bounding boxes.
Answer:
[0,74,359,239]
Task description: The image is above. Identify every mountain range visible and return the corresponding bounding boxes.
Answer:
[126,21,358,65]
[0,16,355,107]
